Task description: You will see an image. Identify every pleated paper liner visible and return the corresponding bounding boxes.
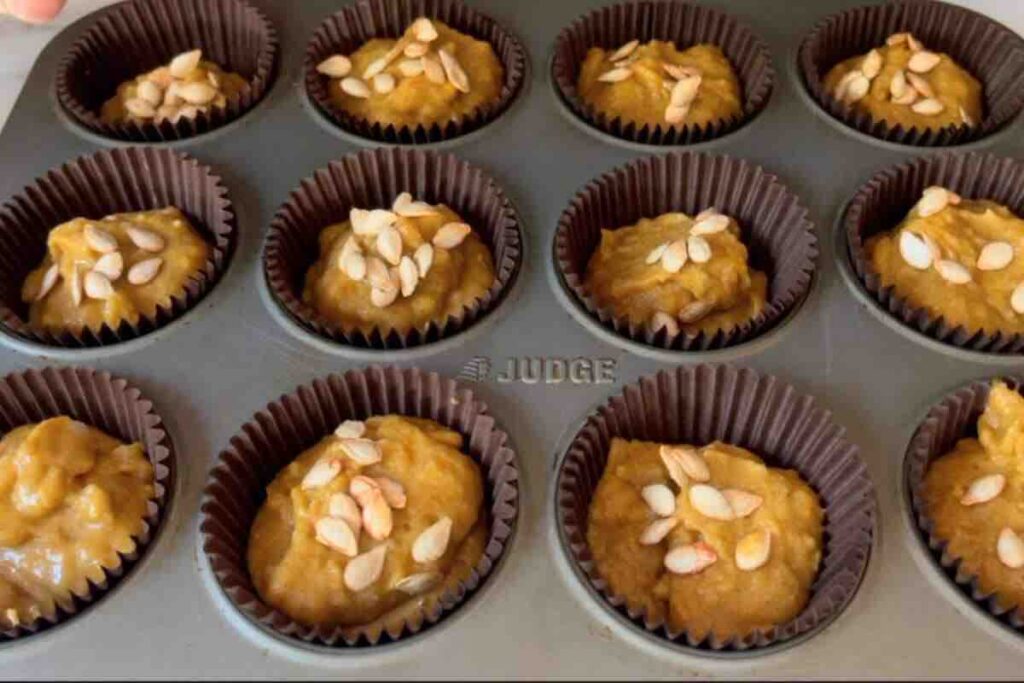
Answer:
[304,0,527,145]
[555,364,876,654]
[199,366,519,648]
[57,0,278,143]
[905,376,1024,637]
[0,148,236,350]
[263,147,522,351]
[550,1,774,146]
[554,152,817,352]
[798,0,1024,146]
[844,152,1024,354]
[0,367,174,642]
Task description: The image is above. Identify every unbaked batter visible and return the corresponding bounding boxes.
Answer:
[248,415,486,630]
[824,32,982,131]
[587,438,822,640]
[320,18,503,130]
[924,382,1024,610]
[101,49,246,126]
[0,417,154,629]
[22,208,211,334]
[583,210,766,337]
[867,189,1024,335]
[302,197,494,335]
[577,39,742,129]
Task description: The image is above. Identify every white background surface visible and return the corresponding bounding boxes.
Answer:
[1,0,1023,130]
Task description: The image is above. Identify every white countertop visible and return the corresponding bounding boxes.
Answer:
[1,0,1023,132]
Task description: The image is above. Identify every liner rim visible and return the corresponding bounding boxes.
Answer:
[843,151,1024,355]
[262,147,523,351]
[797,0,1024,147]
[553,363,877,655]
[55,0,279,143]
[550,0,776,147]
[0,147,237,350]
[553,151,818,353]
[0,366,175,642]
[905,375,1024,638]
[302,0,528,145]
[198,365,521,649]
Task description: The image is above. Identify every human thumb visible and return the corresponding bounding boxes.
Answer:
[1,0,67,24]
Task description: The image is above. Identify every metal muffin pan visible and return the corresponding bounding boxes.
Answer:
[1,0,1024,677]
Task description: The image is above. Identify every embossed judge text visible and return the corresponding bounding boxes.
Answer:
[459,356,616,385]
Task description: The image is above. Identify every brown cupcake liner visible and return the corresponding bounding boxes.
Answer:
[0,147,237,349]
[555,364,876,653]
[264,147,522,351]
[56,0,278,143]
[551,1,774,146]
[905,376,1024,635]
[199,365,519,648]
[798,0,1024,146]
[554,152,817,352]
[844,152,1024,354]
[304,0,527,145]
[0,366,174,642]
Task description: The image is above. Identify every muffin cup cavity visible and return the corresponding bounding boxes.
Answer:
[554,364,875,654]
[199,365,520,648]
[551,0,774,146]
[304,0,527,145]
[263,147,522,351]
[844,152,1024,354]
[56,0,278,143]
[905,376,1024,635]
[553,151,817,353]
[0,367,174,642]
[798,0,1024,146]
[0,147,237,349]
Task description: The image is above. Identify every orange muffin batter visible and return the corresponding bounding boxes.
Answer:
[577,39,742,129]
[584,210,766,337]
[824,32,981,131]
[0,417,154,630]
[867,187,1024,335]
[318,17,503,130]
[302,195,494,335]
[22,207,211,334]
[923,382,1024,610]
[587,438,823,640]
[101,49,246,126]
[248,415,487,629]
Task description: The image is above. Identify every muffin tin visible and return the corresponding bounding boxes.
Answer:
[1,0,1024,677]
